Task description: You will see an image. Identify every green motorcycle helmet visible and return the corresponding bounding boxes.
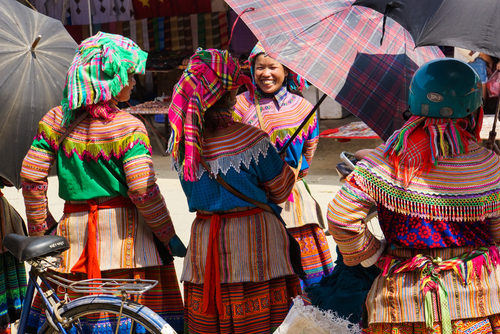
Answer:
[408,58,482,118]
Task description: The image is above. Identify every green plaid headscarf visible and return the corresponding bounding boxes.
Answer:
[61,32,148,125]
[169,48,253,181]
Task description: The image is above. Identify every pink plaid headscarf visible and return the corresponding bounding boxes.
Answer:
[168,48,254,181]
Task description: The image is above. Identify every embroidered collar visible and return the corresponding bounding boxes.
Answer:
[255,86,289,108]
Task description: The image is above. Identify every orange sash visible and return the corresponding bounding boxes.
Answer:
[64,196,134,280]
[196,207,264,315]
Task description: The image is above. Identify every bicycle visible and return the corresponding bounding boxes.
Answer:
[3,233,178,334]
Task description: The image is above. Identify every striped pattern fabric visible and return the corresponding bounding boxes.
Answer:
[226,0,444,140]
[365,246,500,325]
[233,91,318,174]
[56,196,163,273]
[168,48,253,181]
[181,207,295,284]
[184,275,301,334]
[62,32,147,124]
[363,314,500,334]
[27,263,184,334]
[279,180,324,229]
[0,193,27,328]
[288,224,333,289]
[64,12,229,52]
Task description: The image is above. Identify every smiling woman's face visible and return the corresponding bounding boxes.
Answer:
[115,74,136,102]
[253,54,288,94]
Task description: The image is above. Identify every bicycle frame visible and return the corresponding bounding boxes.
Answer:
[18,266,73,334]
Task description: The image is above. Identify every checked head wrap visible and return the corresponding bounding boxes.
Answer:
[169,48,254,181]
[248,41,309,93]
[61,32,148,125]
[384,108,483,187]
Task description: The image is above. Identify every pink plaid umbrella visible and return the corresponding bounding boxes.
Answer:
[226,0,444,140]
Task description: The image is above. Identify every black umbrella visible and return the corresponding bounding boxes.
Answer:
[353,0,500,58]
[353,0,500,144]
[0,0,77,188]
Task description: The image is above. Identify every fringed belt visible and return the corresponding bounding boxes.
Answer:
[196,207,265,315]
[64,196,135,280]
[377,245,500,334]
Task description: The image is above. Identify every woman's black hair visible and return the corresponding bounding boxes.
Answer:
[204,92,231,133]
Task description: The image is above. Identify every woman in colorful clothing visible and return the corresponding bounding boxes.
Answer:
[169,48,302,333]
[328,58,500,334]
[0,178,27,334]
[232,42,333,289]
[20,32,184,333]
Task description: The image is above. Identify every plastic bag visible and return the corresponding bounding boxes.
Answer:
[486,70,500,97]
[275,296,361,334]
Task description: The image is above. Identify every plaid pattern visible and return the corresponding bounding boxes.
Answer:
[168,48,253,181]
[225,0,444,140]
[61,32,148,124]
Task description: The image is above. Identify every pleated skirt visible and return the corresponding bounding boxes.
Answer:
[184,275,302,334]
[288,224,334,289]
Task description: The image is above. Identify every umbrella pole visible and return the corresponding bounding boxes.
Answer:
[88,0,93,36]
[278,93,327,156]
[488,96,500,149]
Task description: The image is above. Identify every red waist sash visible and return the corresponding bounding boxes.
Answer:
[64,196,134,280]
[196,207,265,315]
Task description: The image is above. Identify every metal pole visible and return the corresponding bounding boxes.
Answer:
[88,0,93,36]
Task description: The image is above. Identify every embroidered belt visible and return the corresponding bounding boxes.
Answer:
[377,245,500,334]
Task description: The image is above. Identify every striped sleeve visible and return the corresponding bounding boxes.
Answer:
[301,114,319,178]
[20,138,57,236]
[327,177,380,266]
[123,145,175,245]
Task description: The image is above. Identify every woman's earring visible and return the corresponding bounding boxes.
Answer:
[402,109,412,121]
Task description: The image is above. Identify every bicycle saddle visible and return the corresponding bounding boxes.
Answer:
[3,234,70,262]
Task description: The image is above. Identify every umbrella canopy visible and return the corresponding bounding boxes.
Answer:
[353,0,500,58]
[0,0,77,188]
[225,0,444,140]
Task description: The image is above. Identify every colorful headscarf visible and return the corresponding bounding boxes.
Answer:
[384,108,483,187]
[169,48,254,181]
[248,41,309,93]
[61,32,148,125]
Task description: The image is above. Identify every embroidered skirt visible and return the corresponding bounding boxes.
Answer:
[363,314,500,334]
[288,224,334,289]
[184,275,301,334]
[26,263,184,334]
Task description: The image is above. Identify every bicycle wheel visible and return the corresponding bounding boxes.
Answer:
[38,295,177,334]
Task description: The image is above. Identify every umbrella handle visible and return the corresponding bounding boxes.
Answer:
[487,96,500,150]
[30,35,41,51]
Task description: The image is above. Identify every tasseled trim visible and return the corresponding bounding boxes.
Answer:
[352,168,500,222]
[172,138,270,180]
[36,126,152,161]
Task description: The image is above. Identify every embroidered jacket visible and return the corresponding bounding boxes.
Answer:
[233,90,318,178]
[20,106,175,245]
[327,142,500,266]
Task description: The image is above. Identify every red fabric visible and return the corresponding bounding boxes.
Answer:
[64,197,134,280]
[196,207,264,315]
